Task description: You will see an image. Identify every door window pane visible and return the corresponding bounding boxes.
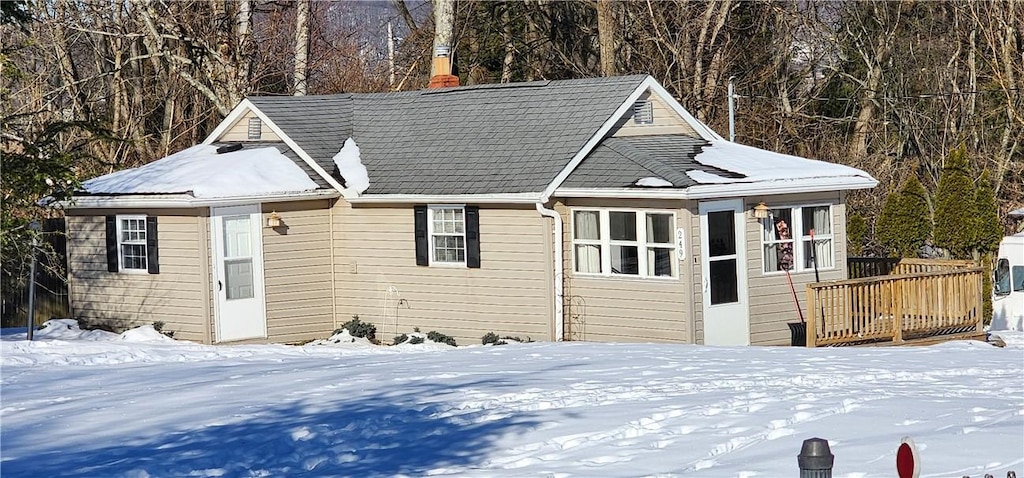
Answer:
[223,215,251,258]
[610,212,637,241]
[225,258,254,300]
[710,258,738,305]
[1013,266,1024,292]
[708,211,735,257]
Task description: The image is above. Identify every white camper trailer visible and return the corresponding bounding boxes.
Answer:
[993,233,1024,331]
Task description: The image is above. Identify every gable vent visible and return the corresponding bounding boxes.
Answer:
[633,100,654,125]
[247,117,262,140]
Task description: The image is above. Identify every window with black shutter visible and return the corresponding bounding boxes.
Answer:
[414,205,480,268]
[105,214,159,274]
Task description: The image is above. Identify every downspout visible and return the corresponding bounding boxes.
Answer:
[535,202,564,341]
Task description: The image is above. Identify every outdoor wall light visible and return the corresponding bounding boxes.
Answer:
[753,202,770,219]
[266,211,282,228]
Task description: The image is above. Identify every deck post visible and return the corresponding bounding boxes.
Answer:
[805,284,817,347]
[975,271,985,335]
[892,279,903,343]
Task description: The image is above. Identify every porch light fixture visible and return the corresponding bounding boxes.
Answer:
[266,211,281,228]
[752,202,770,219]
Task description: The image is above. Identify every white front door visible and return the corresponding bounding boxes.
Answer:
[211,205,266,342]
[699,199,749,345]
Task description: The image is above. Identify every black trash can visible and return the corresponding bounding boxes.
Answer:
[789,322,807,347]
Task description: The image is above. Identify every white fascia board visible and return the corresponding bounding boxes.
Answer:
[554,176,878,200]
[554,188,691,200]
[540,76,659,202]
[202,99,354,199]
[62,190,339,209]
[647,80,725,142]
[346,192,542,204]
[685,176,878,199]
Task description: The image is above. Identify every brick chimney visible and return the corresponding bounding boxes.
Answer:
[428,45,459,89]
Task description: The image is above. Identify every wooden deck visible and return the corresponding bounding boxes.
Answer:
[803,260,985,347]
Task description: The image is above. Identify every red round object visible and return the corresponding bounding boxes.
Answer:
[896,442,916,478]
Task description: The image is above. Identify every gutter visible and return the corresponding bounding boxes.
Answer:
[535,202,564,341]
[554,176,878,200]
[347,193,543,205]
[59,190,340,209]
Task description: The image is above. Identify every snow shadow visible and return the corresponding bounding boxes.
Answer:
[0,378,543,477]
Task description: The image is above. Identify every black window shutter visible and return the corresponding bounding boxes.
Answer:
[105,215,118,272]
[466,206,480,268]
[414,206,428,266]
[146,216,160,274]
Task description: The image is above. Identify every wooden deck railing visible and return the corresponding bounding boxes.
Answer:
[847,257,976,279]
[805,267,984,347]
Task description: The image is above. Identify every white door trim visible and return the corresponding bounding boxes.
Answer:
[699,199,750,345]
[211,204,267,342]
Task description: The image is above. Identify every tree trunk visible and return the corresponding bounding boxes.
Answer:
[597,0,616,77]
[293,0,310,96]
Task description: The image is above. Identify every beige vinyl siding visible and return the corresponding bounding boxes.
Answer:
[743,192,847,345]
[612,93,700,138]
[260,200,335,343]
[558,198,693,344]
[333,201,554,346]
[219,110,281,142]
[66,209,209,342]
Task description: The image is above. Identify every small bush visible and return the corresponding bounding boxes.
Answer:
[152,321,175,339]
[334,315,376,341]
[482,332,533,345]
[427,330,457,347]
[393,333,408,345]
[409,336,424,345]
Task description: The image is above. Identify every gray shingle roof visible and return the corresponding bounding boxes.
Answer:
[246,94,353,180]
[563,135,743,189]
[245,75,650,195]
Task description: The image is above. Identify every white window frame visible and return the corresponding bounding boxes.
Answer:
[116,214,148,273]
[428,205,466,267]
[759,203,835,275]
[571,208,678,279]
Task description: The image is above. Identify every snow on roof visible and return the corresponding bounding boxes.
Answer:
[635,177,674,187]
[688,140,873,184]
[332,138,369,194]
[82,145,319,199]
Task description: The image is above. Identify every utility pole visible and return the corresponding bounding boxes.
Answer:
[728,76,736,142]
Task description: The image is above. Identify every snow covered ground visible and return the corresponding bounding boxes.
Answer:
[1,320,1021,478]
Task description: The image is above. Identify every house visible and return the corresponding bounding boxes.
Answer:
[62,71,877,346]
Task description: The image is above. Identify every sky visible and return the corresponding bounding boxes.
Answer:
[1,320,1021,478]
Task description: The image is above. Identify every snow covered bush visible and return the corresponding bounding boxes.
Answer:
[482,332,533,345]
[426,331,456,347]
[334,315,376,342]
